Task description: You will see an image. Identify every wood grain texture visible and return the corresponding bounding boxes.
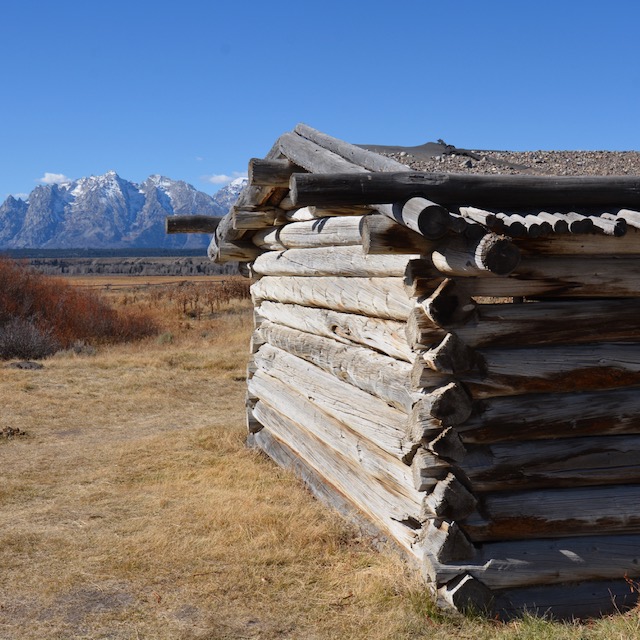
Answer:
[457,386,640,443]
[256,321,416,412]
[256,300,412,362]
[251,216,364,250]
[252,343,409,460]
[251,245,417,278]
[251,276,414,321]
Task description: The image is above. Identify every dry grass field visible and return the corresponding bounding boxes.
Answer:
[2,275,640,639]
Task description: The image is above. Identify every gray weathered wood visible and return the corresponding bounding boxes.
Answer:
[421,472,478,520]
[362,213,436,255]
[431,534,640,590]
[249,427,420,567]
[492,579,638,620]
[256,321,416,412]
[410,448,451,491]
[290,171,640,209]
[460,434,640,491]
[250,407,421,559]
[251,276,414,321]
[248,157,302,187]
[251,216,364,250]
[249,371,421,510]
[256,300,412,362]
[408,296,640,350]
[294,123,410,173]
[406,256,640,298]
[457,386,640,443]
[461,484,640,541]
[437,574,494,614]
[459,342,640,397]
[279,132,368,176]
[251,246,418,278]
[431,233,521,276]
[252,343,409,460]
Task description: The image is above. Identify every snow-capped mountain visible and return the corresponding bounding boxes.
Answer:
[0,173,247,250]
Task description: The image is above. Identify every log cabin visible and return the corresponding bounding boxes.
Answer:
[170,124,640,619]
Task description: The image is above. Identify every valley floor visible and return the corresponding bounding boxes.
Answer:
[1,283,640,639]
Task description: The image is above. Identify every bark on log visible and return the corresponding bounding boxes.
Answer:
[457,386,640,443]
[251,246,418,278]
[461,484,640,541]
[290,171,640,209]
[256,321,416,412]
[256,300,412,362]
[251,216,364,250]
[165,215,221,234]
[251,276,414,321]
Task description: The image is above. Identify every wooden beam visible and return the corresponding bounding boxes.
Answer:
[279,132,367,175]
[250,407,421,558]
[408,297,640,350]
[294,123,410,173]
[431,533,640,590]
[289,171,640,209]
[256,321,416,412]
[457,386,640,444]
[248,158,302,187]
[431,234,521,277]
[251,246,417,278]
[405,256,640,299]
[251,216,364,250]
[165,215,220,234]
[249,372,421,511]
[251,276,414,321]
[361,213,436,255]
[461,433,640,491]
[256,300,412,362]
[251,343,409,460]
[461,484,640,541]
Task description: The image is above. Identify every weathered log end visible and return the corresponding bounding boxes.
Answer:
[422,279,478,328]
[437,574,494,614]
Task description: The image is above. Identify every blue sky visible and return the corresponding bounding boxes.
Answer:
[1,0,639,200]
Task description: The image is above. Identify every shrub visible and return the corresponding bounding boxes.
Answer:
[0,318,61,359]
[0,257,158,358]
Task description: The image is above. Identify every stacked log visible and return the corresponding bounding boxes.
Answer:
[208,124,640,619]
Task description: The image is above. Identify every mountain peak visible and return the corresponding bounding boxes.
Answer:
[0,173,239,250]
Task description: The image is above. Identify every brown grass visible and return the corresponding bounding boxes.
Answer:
[1,277,640,639]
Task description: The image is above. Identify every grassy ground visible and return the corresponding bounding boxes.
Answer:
[2,277,640,639]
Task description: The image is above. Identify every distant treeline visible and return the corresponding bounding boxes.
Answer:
[2,248,209,259]
[16,256,239,277]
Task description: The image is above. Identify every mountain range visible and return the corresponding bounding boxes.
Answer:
[0,173,246,250]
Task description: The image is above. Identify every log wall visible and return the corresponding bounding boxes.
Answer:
[209,123,640,619]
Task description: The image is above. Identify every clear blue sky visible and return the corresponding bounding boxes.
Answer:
[1,0,638,200]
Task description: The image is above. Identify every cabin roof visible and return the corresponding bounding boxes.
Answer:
[210,124,640,264]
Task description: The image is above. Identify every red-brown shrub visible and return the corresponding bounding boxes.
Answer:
[0,257,157,358]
